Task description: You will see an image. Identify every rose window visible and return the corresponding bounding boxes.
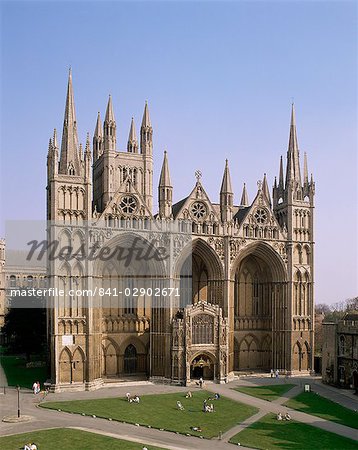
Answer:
[191,202,207,220]
[254,208,268,224]
[119,195,137,215]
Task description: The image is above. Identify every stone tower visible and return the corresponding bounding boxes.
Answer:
[272,104,315,372]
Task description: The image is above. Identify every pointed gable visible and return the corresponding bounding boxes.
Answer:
[95,175,153,222]
[236,182,286,239]
[172,180,220,222]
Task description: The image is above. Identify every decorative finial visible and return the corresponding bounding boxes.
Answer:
[291,96,294,105]
[257,179,263,190]
[195,170,202,182]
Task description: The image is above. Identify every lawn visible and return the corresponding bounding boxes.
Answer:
[0,427,165,450]
[286,391,358,430]
[229,414,358,449]
[0,355,48,389]
[40,390,258,439]
[234,383,296,401]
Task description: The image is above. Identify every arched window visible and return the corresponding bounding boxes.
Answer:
[68,163,75,176]
[27,275,33,287]
[124,344,137,374]
[9,275,16,287]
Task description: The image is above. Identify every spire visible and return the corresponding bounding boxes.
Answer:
[104,95,116,151]
[95,111,103,137]
[220,159,233,194]
[303,152,309,186]
[262,173,271,205]
[85,132,91,154]
[240,183,249,206]
[59,69,81,175]
[285,103,302,188]
[127,117,138,153]
[141,100,151,128]
[105,95,115,122]
[158,150,173,218]
[140,101,153,154]
[93,112,104,161]
[159,150,172,187]
[279,155,284,188]
[53,128,58,149]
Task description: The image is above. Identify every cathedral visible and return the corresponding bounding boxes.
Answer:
[46,71,315,391]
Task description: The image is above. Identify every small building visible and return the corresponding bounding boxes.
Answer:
[322,312,358,392]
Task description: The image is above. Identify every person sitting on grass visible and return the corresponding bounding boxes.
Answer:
[177,400,185,410]
[24,444,32,450]
[284,412,291,421]
[214,392,220,400]
[277,412,283,421]
[185,390,192,398]
[190,426,202,432]
[125,392,131,401]
[205,404,214,413]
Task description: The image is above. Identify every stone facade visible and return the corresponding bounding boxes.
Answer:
[322,313,358,391]
[46,71,316,391]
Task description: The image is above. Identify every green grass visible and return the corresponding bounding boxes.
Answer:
[286,391,358,430]
[40,390,258,439]
[234,383,296,401]
[229,414,358,449]
[0,427,165,450]
[0,355,48,389]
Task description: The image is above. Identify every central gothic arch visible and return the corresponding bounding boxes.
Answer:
[231,242,288,372]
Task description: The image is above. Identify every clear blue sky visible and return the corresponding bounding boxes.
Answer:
[0,1,357,304]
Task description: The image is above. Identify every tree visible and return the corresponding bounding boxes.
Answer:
[3,294,47,361]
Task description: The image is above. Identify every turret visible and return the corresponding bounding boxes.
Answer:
[140,101,153,155]
[240,183,249,207]
[127,117,138,153]
[93,112,103,161]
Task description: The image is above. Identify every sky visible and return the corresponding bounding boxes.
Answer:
[0,0,357,304]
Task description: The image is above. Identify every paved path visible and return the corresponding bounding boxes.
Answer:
[1,377,357,449]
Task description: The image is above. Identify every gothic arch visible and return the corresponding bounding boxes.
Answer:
[72,346,85,383]
[261,334,272,369]
[102,339,119,377]
[175,238,224,307]
[292,341,302,371]
[119,337,147,374]
[59,347,72,383]
[231,241,287,282]
[238,334,260,370]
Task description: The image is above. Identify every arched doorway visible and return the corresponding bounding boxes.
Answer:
[124,344,137,374]
[190,354,215,380]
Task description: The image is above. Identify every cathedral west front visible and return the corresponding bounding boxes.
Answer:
[46,71,315,391]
